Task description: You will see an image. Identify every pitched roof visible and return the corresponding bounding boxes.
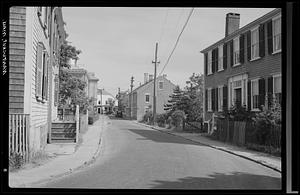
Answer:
[131,75,175,93]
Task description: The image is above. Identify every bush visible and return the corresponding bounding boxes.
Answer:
[88,116,94,124]
[155,113,168,127]
[9,152,24,171]
[142,111,153,124]
[171,110,186,128]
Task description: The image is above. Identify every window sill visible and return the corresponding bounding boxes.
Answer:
[251,108,261,112]
[272,49,281,55]
[207,110,213,112]
[217,69,224,72]
[207,73,213,76]
[232,63,241,67]
[250,57,261,62]
[218,109,223,112]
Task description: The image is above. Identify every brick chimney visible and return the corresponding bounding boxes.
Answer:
[225,13,240,37]
[149,74,154,81]
[144,73,149,84]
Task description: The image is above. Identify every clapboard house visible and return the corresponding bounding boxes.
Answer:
[200,9,281,133]
[9,7,66,159]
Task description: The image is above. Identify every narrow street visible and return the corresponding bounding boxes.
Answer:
[36,117,281,189]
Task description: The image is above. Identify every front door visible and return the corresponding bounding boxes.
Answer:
[234,88,242,107]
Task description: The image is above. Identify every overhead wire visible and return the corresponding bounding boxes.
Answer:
[158,8,194,77]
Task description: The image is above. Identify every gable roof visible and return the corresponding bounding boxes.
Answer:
[131,75,176,93]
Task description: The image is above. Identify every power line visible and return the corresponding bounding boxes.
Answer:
[158,8,194,77]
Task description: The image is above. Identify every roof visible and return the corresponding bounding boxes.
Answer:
[131,75,175,93]
[200,8,280,53]
[98,89,115,97]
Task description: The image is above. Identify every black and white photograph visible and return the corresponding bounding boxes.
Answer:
[1,1,299,193]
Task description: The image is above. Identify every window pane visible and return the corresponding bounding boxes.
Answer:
[252,80,258,95]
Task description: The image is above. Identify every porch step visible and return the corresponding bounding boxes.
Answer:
[51,122,76,143]
[52,122,76,129]
[50,139,76,143]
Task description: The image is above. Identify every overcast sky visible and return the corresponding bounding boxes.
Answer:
[62,7,275,96]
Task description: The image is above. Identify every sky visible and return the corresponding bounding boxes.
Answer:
[62,7,275,96]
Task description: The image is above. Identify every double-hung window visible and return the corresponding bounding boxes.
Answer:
[251,27,259,60]
[145,93,150,103]
[273,75,281,104]
[233,37,240,65]
[218,86,223,111]
[158,81,164,90]
[218,45,223,71]
[251,79,259,110]
[35,42,48,102]
[273,16,281,53]
[207,88,212,111]
[207,51,212,75]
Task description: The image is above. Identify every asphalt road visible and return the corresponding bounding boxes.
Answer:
[36,117,281,189]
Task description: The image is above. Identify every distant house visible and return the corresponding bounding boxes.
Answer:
[9,7,66,157]
[200,9,281,133]
[96,89,117,114]
[128,74,176,121]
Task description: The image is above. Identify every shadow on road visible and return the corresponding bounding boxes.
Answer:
[149,171,281,189]
[127,128,207,146]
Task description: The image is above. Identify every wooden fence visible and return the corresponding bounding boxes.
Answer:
[58,108,75,121]
[9,114,30,162]
[215,118,281,149]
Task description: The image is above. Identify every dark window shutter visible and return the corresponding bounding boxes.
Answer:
[204,53,208,76]
[268,76,273,108]
[205,89,208,111]
[247,81,251,111]
[223,43,227,69]
[211,88,215,111]
[215,48,219,72]
[259,24,265,57]
[267,20,273,54]
[258,78,266,110]
[230,40,233,66]
[223,85,228,111]
[36,42,43,99]
[212,49,215,73]
[215,88,218,111]
[246,30,251,61]
[239,34,245,64]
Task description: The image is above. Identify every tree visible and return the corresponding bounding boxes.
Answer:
[58,42,88,113]
[164,85,186,112]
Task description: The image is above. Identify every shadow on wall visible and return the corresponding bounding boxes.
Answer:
[149,172,281,189]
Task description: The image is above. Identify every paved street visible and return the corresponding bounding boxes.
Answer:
[35,117,281,189]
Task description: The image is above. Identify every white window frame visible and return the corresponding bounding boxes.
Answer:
[228,74,248,109]
[207,50,212,75]
[145,93,150,103]
[218,86,223,112]
[272,15,281,54]
[218,44,224,71]
[158,81,164,90]
[251,79,260,111]
[233,36,240,66]
[207,88,212,112]
[250,26,260,61]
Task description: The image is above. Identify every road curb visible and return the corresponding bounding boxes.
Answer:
[134,121,281,173]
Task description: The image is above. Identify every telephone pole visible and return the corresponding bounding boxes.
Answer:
[152,42,160,125]
[130,76,134,120]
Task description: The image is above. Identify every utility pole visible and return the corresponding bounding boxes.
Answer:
[152,42,160,125]
[130,76,134,120]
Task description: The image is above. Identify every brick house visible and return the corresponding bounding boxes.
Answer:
[9,7,66,157]
[200,8,281,133]
[128,74,176,121]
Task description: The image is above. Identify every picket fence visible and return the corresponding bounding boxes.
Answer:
[9,114,30,162]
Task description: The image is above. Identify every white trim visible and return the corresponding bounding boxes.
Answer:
[232,62,241,67]
[272,15,281,53]
[250,25,259,32]
[272,49,281,55]
[207,88,212,112]
[272,14,282,21]
[145,93,150,103]
[233,36,240,66]
[250,79,260,110]
[207,50,212,75]
[250,56,261,62]
[217,86,223,112]
[218,44,223,71]
[273,74,282,94]
[250,27,260,60]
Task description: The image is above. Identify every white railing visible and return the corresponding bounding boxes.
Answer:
[9,114,30,162]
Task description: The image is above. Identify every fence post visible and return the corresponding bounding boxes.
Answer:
[76,105,79,143]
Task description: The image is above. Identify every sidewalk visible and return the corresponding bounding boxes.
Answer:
[135,121,281,173]
[9,115,108,188]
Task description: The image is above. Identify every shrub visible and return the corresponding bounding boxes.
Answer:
[155,113,168,127]
[9,152,24,171]
[171,110,186,128]
[142,111,153,124]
